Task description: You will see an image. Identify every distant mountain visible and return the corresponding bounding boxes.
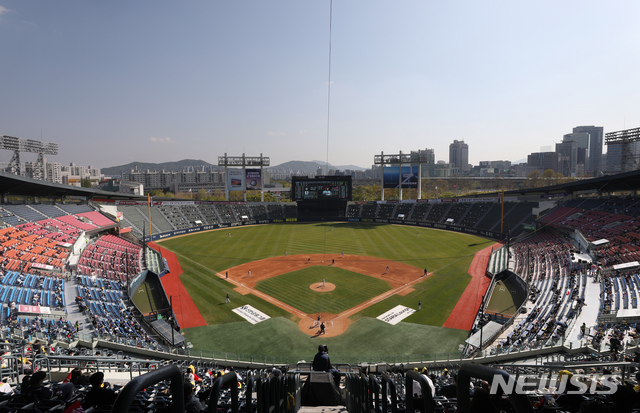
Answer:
[270,160,366,174]
[311,160,367,171]
[103,159,366,177]
[102,159,218,177]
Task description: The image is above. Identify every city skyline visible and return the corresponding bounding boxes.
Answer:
[1,1,639,170]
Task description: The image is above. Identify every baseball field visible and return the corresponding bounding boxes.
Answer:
[155,222,498,364]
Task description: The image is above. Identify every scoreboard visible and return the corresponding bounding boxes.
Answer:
[291,176,352,202]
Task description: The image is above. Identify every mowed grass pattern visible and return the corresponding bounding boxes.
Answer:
[256,267,391,314]
[158,222,495,361]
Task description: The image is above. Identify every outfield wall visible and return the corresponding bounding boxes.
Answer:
[350,218,504,240]
[142,215,505,243]
[143,217,299,242]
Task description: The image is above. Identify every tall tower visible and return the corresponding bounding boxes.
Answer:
[449,140,469,175]
[572,126,603,175]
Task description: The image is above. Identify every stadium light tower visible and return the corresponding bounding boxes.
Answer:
[0,135,59,179]
[605,127,640,173]
[218,153,270,202]
[374,150,430,200]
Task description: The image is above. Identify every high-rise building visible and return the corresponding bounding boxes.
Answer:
[527,152,559,173]
[410,148,435,177]
[605,140,640,174]
[449,140,469,175]
[555,140,578,177]
[572,126,603,175]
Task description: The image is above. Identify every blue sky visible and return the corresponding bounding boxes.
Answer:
[1,1,639,170]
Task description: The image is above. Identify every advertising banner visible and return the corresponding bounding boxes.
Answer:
[245,169,262,190]
[377,305,416,325]
[383,166,419,189]
[232,305,270,324]
[227,169,245,191]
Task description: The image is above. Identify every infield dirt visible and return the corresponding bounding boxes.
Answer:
[222,254,429,337]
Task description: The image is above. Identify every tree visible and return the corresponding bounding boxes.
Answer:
[211,189,225,201]
[80,177,92,188]
[197,189,208,200]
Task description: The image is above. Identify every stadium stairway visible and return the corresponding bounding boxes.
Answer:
[63,276,94,337]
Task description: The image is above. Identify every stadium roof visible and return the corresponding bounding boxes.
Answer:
[0,171,144,200]
[508,169,640,196]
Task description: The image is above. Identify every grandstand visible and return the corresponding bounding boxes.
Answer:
[1,170,640,412]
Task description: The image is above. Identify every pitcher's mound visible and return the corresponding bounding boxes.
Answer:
[310,282,336,292]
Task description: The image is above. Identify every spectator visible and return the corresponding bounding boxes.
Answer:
[83,372,117,408]
[184,382,207,413]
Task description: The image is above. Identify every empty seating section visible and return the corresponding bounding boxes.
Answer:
[199,204,222,224]
[1,204,49,222]
[425,203,450,223]
[344,200,536,237]
[0,271,65,309]
[283,204,298,218]
[444,203,470,224]
[56,214,98,231]
[538,206,583,225]
[458,202,492,228]
[266,204,284,219]
[376,203,395,219]
[157,205,191,229]
[179,204,206,225]
[474,203,503,231]
[0,208,24,226]
[252,204,269,220]
[30,204,68,218]
[393,203,414,219]
[500,202,537,234]
[541,197,640,266]
[0,226,70,273]
[216,205,237,222]
[147,206,174,233]
[233,204,252,220]
[346,204,361,217]
[76,211,116,227]
[408,202,431,221]
[76,235,142,280]
[360,203,377,219]
[114,203,299,238]
[56,204,93,214]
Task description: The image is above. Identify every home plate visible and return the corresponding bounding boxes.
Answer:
[377,305,416,325]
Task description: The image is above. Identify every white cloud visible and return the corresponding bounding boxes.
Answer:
[266,131,285,137]
[0,6,10,16]
[149,136,174,144]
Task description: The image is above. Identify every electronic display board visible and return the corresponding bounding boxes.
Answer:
[291,176,352,202]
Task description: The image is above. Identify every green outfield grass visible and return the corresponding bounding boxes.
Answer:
[158,222,494,362]
[256,267,391,314]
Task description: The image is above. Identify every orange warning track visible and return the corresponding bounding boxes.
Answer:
[147,241,207,329]
[442,243,502,330]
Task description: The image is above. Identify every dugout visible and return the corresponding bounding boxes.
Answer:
[485,270,528,319]
[129,269,184,346]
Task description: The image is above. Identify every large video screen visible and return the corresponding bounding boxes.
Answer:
[383,165,418,189]
[291,176,352,202]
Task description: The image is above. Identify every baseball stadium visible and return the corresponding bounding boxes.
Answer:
[1,168,640,412]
